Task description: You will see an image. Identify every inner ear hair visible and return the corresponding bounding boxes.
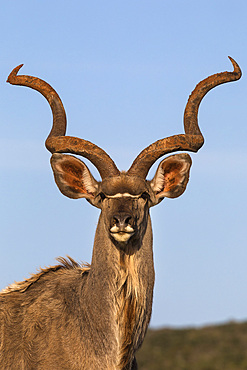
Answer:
[50,153,99,199]
[151,153,192,199]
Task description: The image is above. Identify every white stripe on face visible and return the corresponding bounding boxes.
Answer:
[106,193,141,199]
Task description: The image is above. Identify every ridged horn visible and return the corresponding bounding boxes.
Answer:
[7,65,120,179]
[127,57,241,178]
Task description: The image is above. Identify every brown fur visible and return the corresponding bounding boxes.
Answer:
[116,253,146,368]
[1,256,90,295]
[4,58,240,368]
[0,155,190,369]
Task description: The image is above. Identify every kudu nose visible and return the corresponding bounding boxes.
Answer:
[113,214,132,230]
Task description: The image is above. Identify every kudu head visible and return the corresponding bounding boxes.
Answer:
[7,58,241,249]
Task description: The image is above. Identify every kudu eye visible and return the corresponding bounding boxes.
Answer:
[99,192,106,201]
[140,192,149,200]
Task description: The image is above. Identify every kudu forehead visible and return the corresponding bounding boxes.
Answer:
[101,173,147,197]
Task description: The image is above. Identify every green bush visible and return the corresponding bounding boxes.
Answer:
[136,322,247,369]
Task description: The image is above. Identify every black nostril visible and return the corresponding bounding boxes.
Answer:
[113,214,132,228]
[125,216,132,225]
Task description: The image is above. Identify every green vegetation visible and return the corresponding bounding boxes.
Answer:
[136,321,247,370]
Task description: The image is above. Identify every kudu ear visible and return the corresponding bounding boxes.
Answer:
[150,153,192,200]
[50,153,99,199]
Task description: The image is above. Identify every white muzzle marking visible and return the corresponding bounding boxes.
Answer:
[110,225,135,243]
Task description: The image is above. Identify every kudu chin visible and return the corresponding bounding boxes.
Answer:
[0,58,241,369]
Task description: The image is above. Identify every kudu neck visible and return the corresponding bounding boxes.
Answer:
[89,212,155,368]
[90,212,154,271]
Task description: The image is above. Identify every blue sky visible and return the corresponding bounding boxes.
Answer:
[0,1,247,328]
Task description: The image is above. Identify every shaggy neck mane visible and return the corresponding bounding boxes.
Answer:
[115,251,146,368]
[0,256,91,295]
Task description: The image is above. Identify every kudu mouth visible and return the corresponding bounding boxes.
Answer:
[110,231,135,244]
[110,214,135,243]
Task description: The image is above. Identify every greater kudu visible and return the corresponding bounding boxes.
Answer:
[0,58,241,369]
